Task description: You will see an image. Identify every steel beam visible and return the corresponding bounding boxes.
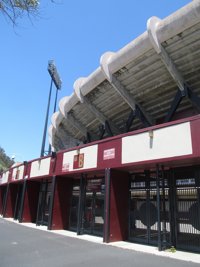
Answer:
[77,174,86,235]
[99,121,113,139]
[18,180,27,223]
[74,78,121,135]
[126,110,136,132]
[99,125,105,140]
[164,89,185,122]
[185,85,200,112]
[83,132,91,144]
[48,176,56,230]
[101,52,154,126]
[126,105,152,132]
[105,120,113,137]
[103,168,111,243]
[156,165,162,251]
[67,113,98,140]
[148,17,200,118]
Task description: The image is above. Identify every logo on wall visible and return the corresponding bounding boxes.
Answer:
[73,153,84,169]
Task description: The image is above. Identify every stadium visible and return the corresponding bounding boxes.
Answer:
[1,0,200,253]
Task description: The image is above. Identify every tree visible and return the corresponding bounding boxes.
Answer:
[0,0,56,25]
[0,146,14,173]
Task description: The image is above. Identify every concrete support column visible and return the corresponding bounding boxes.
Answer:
[104,169,129,243]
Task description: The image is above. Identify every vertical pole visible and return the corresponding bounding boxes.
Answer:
[0,187,5,215]
[36,181,43,226]
[169,169,176,248]
[2,184,9,217]
[40,79,53,157]
[13,184,20,220]
[161,166,167,249]
[77,174,86,235]
[53,88,58,113]
[103,168,111,243]
[195,169,200,237]
[145,171,151,244]
[48,88,59,154]
[128,176,131,238]
[48,176,56,230]
[156,165,162,251]
[18,180,27,223]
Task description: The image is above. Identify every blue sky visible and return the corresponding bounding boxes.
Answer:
[0,0,191,162]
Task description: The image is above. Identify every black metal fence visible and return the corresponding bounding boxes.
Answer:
[129,166,200,253]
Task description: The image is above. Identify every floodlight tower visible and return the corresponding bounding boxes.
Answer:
[40,60,62,157]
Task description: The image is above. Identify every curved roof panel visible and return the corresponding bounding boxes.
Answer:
[49,1,200,151]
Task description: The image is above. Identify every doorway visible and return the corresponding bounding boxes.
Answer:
[83,179,104,236]
[69,177,105,237]
[13,184,23,221]
[129,170,170,246]
[69,180,80,231]
[171,168,200,252]
[36,180,52,226]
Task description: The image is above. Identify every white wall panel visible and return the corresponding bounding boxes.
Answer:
[30,157,51,178]
[0,171,9,184]
[62,145,98,172]
[12,165,24,180]
[122,122,192,164]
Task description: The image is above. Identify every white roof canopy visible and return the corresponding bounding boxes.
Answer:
[49,1,200,151]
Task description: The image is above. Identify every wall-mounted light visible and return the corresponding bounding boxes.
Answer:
[149,130,154,149]
[149,130,154,139]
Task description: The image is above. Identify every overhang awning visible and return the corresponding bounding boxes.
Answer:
[49,1,200,152]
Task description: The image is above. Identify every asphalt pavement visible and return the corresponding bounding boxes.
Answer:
[0,218,199,267]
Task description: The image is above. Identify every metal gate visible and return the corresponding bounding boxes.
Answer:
[172,168,200,252]
[36,181,52,226]
[129,170,170,247]
[129,166,200,253]
[70,176,105,237]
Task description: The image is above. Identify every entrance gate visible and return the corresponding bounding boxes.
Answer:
[172,168,200,252]
[83,179,104,236]
[129,167,200,253]
[69,177,105,237]
[69,181,80,231]
[36,181,52,226]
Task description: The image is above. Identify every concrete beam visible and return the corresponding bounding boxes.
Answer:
[100,52,154,126]
[66,113,98,140]
[74,78,121,135]
[147,16,185,91]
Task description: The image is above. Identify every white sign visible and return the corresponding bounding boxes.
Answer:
[103,148,115,160]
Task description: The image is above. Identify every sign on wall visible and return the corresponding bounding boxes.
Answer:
[62,145,98,172]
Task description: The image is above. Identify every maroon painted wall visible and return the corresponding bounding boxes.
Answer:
[22,181,40,223]
[1,186,7,215]
[51,177,73,230]
[4,184,18,218]
[109,170,129,242]
[0,186,5,214]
